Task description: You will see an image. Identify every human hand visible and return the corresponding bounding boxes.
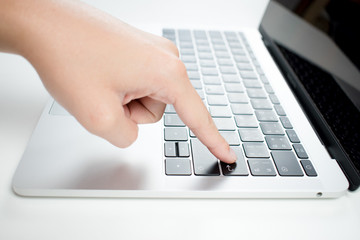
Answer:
[0,0,237,163]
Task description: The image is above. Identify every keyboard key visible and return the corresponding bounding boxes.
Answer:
[238,128,263,142]
[255,110,278,122]
[215,51,231,59]
[205,85,225,95]
[219,66,237,74]
[220,131,240,145]
[243,142,270,158]
[207,95,228,105]
[187,71,200,80]
[191,139,220,176]
[213,118,236,130]
[234,56,250,63]
[181,56,197,63]
[199,52,214,60]
[300,160,317,176]
[243,80,262,88]
[178,142,190,157]
[280,116,293,129]
[181,48,195,55]
[234,115,258,128]
[250,99,272,109]
[217,59,234,66]
[271,151,304,176]
[231,103,253,115]
[164,142,176,157]
[236,63,253,71]
[191,80,202,89]
[240,71,257,79]
[203,76,221,85]
[228,93,248,103]
[264,84,274,94]
[274,105,286,116]
[184,63,198,71]
[224,83,244,93]
[201,67,218,76]
[286,130,300,143]
[231,48,246,56]
[247,89,267,98]
[248,159,276,176]
[221,146,249,176]
[260,122,284,135]
[265,136,291,150]
[165,158,192,176]
[165,105,176,113]
[293,144,309,159]
[269,94,280,104]
[164,114,185,127]
[164,128,188,141]
[200,60,216,67]
[209,106,232,117]
[197,46,212,52]
[222,74,241,83]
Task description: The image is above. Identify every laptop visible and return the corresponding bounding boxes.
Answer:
[11,0,360,198]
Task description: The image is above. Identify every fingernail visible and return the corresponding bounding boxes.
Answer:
[228,148,237,163]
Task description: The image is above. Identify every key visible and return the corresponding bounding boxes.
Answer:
[231,48,246,56]
[243,80,262,88]
[247,89,267,98]
[198,52,214,60]
[222,74,241,83]
[180,48,195,55]
[231,103,253,115]
[265,136,291,150]
[181,56,197,63]
[209,106,232,117]
[213,118,236,130]
[224,83,244,93]
[234,56,250,63]
[264,85,274,94]
[269,94,280,104]
[191,139,220,176]
[293,144,309,159]
[217,59,234,66]
[178,142,190,157]
[300,160,317,176]
[234,115,258,128]
[205,85,225,95]
[255,110,278,122]
[200,60,216,67]
[240,71,257,79]
[260,122,284,135]
[185,63,198,71]
[215,51,231,59]
[164,128,188,141]
[164,142,176,157]
[221,146,249,176]
[219,66,237,74]
[165,105,176,113]
[219,131,240,145]
[164,114,185,127]
[274,105,286,116]
[251,99,272,109]
[243,142,270,158]
[207,95,228,106]
[165,158,192,176]
[197,46,212,52]
[248,159,277,176]
[201,67,219,76]
[191,80,202,89]
[280,116,293,129]
[187,71,200,80]
[203,76,221,85]
[286,130,300,143]
[228,93,248,103]
[271,151,304,176]
[239,128,264,142]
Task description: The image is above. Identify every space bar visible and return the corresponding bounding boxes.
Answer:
[191,139,220,176]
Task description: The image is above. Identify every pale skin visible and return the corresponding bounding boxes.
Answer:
[0,0,237,164]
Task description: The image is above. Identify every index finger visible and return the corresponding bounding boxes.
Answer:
[172,75,237,164]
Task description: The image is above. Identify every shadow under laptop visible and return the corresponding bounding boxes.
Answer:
[70,158,145,190]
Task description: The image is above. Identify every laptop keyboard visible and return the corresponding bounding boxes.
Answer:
[162,29,317,177]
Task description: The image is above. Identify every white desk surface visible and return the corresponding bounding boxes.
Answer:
[1,2,359,240]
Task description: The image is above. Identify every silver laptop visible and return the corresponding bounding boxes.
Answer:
[12,0,359,198]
